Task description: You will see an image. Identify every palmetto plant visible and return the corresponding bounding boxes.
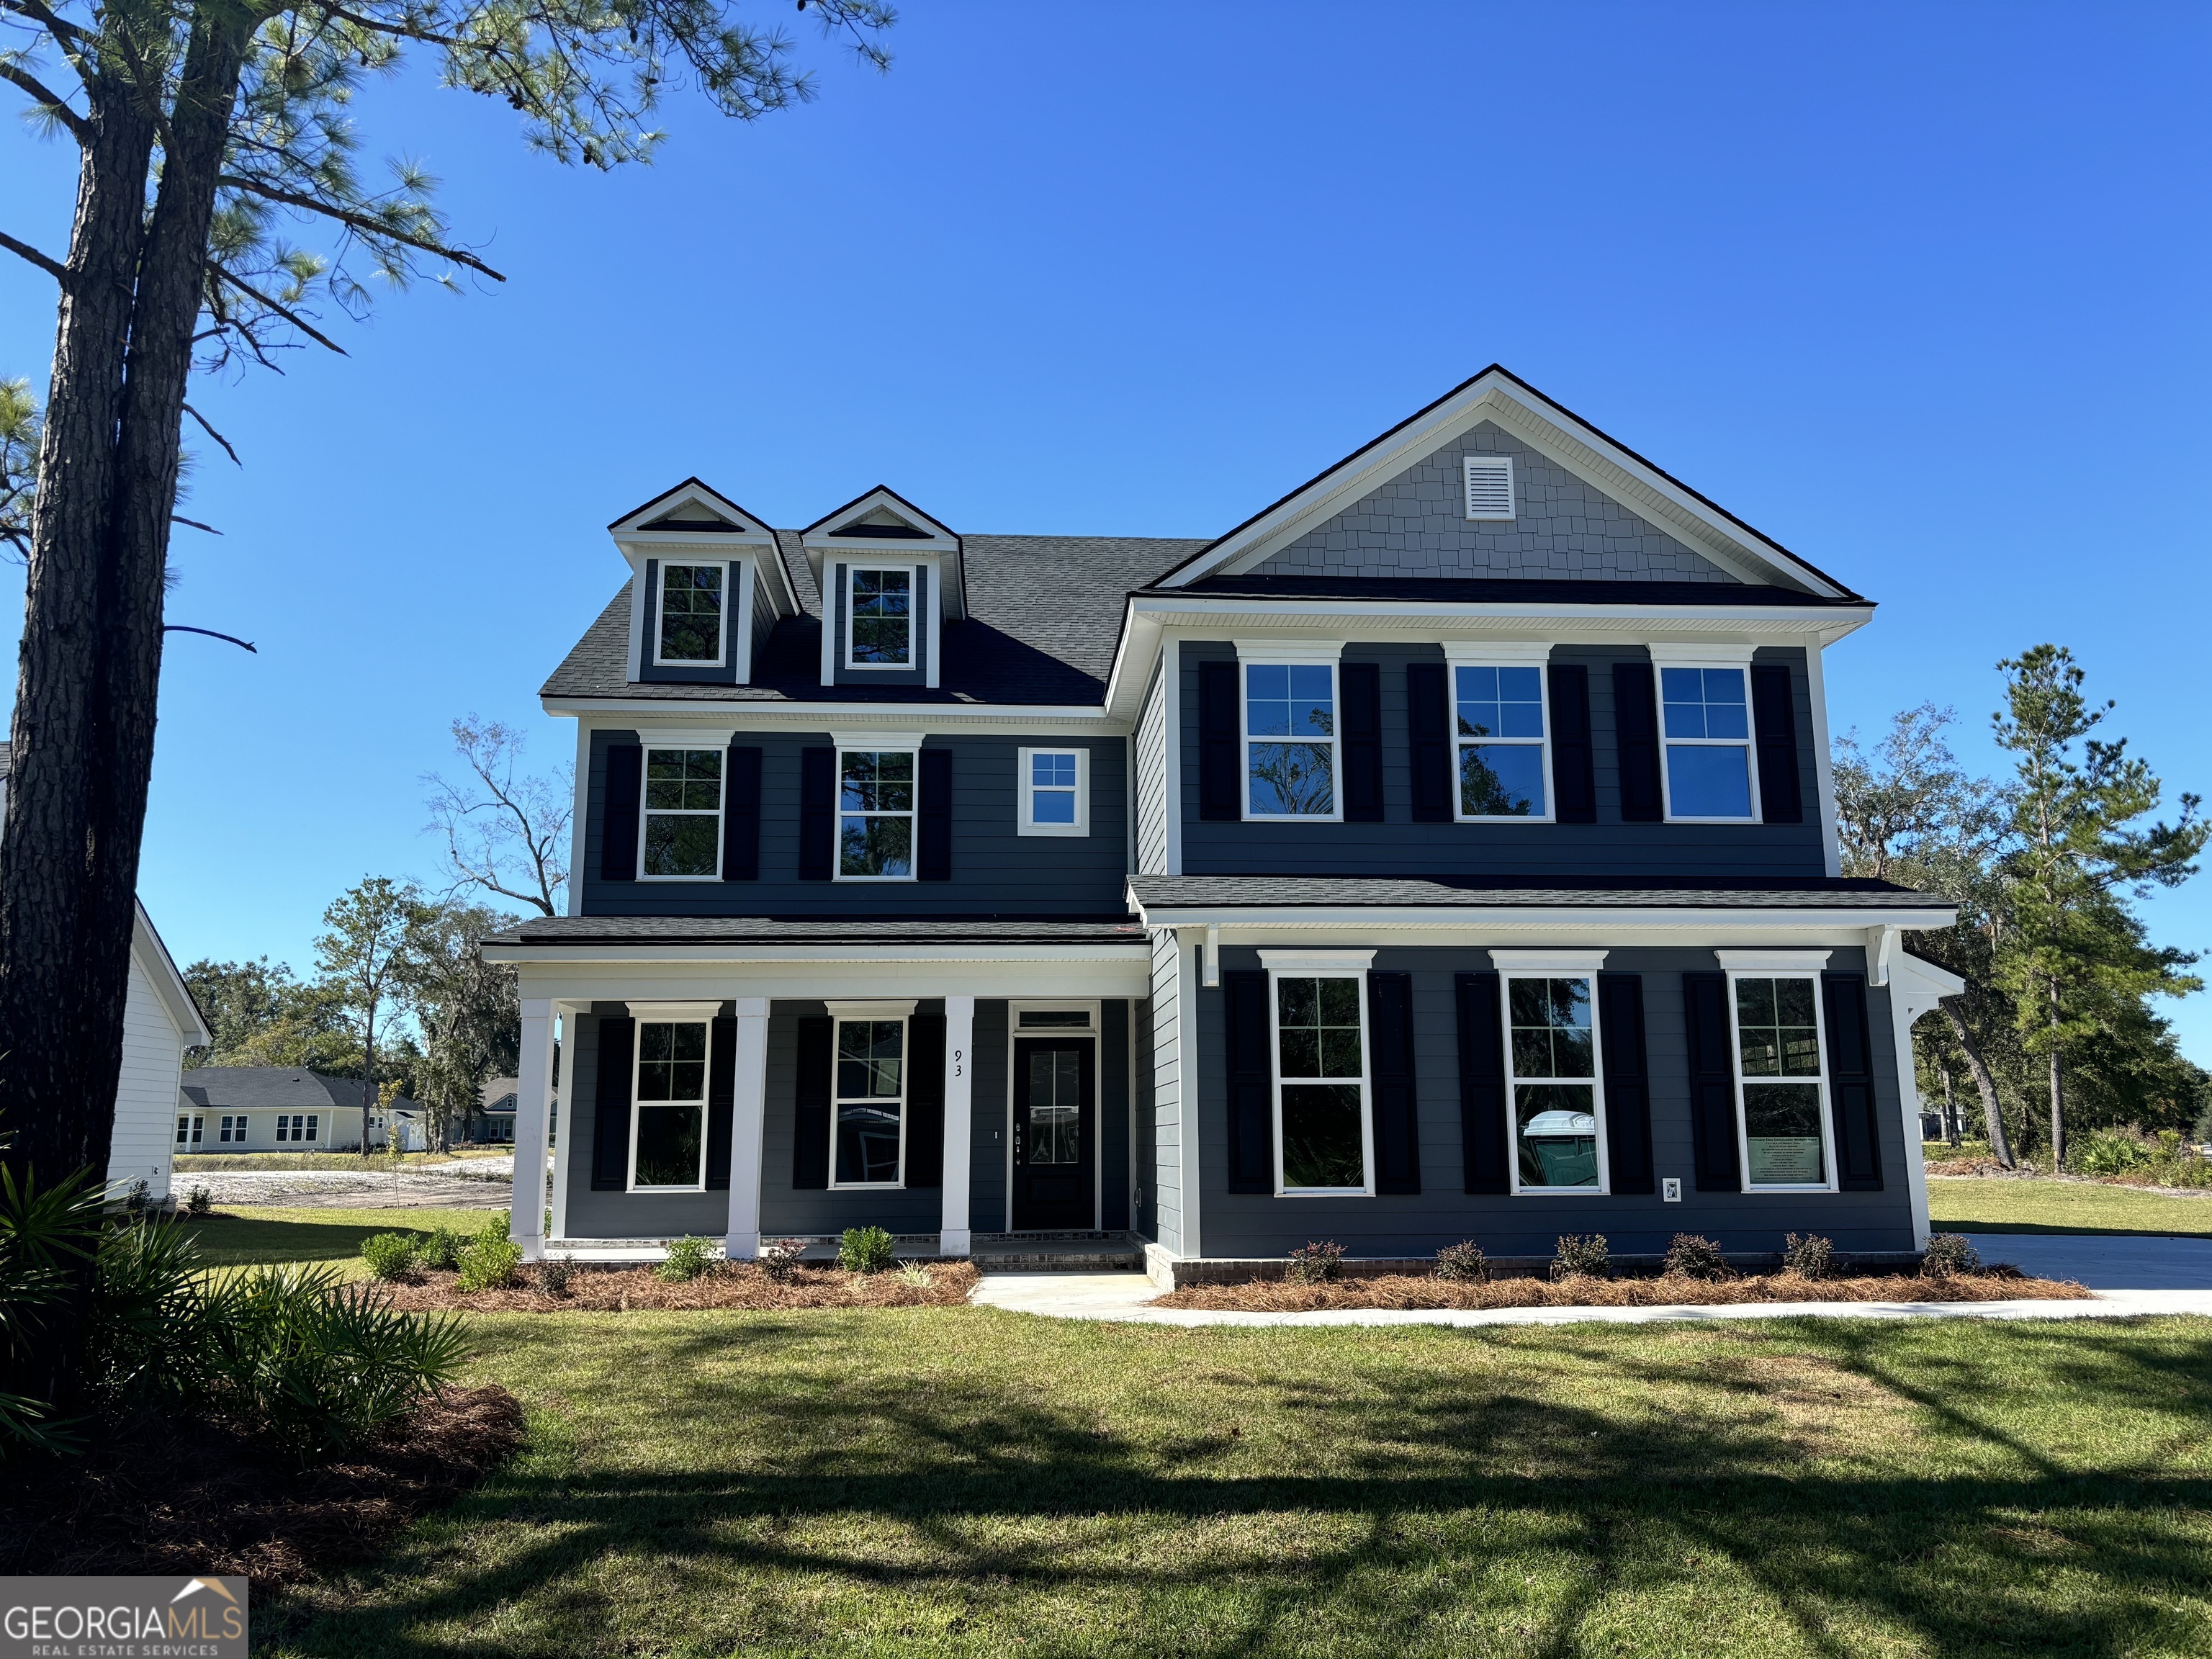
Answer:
[0,1164,102,1454]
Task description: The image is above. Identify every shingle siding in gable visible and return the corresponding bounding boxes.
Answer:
[1254,419,1742,584]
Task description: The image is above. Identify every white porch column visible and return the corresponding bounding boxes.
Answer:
[512,997,556,1262]
[940,994,976,1256]
[725,997,770,1260]
[1882,934,1965,1252]
[549,1003,580,1246]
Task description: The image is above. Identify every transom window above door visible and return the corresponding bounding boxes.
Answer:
[1244,662,1337,819]
[846,567,913,667]
[656,562,724,663]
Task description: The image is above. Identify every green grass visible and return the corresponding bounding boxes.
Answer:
[255,1310,2212,1658]
[1928,1176,2212,1238]
[182,1205,503,1277]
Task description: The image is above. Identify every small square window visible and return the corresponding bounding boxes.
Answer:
[1018,747,1089,836]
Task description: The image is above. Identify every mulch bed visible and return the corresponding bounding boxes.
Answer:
[375,1259,980,1312]
[0,1385,525,1586]
[1152,1267,2091,1313]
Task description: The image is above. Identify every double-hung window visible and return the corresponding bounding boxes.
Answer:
[1244,661,1338,819]
[1017,747,1088,835]
[219,1115,243,1143]
[656,563,724,664]
[642,747,724,878]
[1453,661,1549,819]
[176,1114,203,1148]
[838,748,916,878]
[846,567,913,667]
[275,1113,319,1144]
[1498,961,1607,1193]
[832,1011,907,1187]
[1267,958,1372,1194]
[631,1015,710,1190]
[1658,658,1758,821]
[1726,964,1836,1191]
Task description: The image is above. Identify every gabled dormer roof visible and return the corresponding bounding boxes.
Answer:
[1152,365,1863,601]
[607,478,799,620]
[801,486,967,621]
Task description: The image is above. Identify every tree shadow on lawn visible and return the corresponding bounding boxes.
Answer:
[263,1316,2212,1659]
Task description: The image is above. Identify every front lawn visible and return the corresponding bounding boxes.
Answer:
[1928,1176,2212,1238]
[182,1206,502,1277]
[257,1309,2212,1658]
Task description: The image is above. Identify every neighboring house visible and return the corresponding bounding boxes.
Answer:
[462,1077,521,1144]
[0,742,210,1202]
[482,366,1964,1280]
[176,1069,426,1154]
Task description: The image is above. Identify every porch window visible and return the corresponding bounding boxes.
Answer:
[1245,662,1337,819]
[846,567,912,666]
[656,562,724,663]
[1455,665,1547,818]
[1732,976,1833,1190]
[176,1114,203,1148]
[632,1020,709,1190]
[1660,666,1755,820]
[837,750,915,878]
[833,1017,906,1186]
[1504,976,1605,1192]
[1272,974,1370,1193]
[642,747,724,878]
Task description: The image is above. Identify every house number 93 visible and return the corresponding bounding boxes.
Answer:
[953,1048,963,1077]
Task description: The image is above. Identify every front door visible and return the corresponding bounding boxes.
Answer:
[1011,1037,1096,1231]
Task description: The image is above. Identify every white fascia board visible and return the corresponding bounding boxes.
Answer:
[544,698,1123,734]
[480,943,1152,966]
[1138,921,1949,956]
[607,479,771,537]
[132,901,211,1047]
[495,952,1151,1002]
[1128,904,1957,932]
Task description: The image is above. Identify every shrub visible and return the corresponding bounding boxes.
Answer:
[2075,1128,2153,1176]
[1434,1241,1489,1282]
[457,1236,525,1292]
[536,1257,575,1298]
[184,1185,212,1218]
[417,1226,466,1272]
[1551,1233,1610,1280]
[1922,1233,1982,1279]
[1287,1241,1345,1285]
[655,1236,718,1283]
[1783,1232,1835,1280]
[758,1238,806,1282]
[1663,1234,1730,1280]
[122,1179,151,1218]
[479,1209,511,1241]
[840,1227,897,1275]
[896,1260,935,1288]
[2195,1101,2212,1146]
[359,1233,421,1283]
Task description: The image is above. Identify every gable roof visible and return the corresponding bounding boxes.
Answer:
[800,486,968,621]
[176,1068,420,1113]
[1152,366,1863,601]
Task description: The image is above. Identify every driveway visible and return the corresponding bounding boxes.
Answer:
[1961,1231,2212,1291]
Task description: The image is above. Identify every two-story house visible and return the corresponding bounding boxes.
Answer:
[483,367,1963,1282]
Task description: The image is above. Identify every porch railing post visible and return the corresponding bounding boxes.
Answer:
[940,995,976,1256]
[512,997,556,1262]
[725,997,770,1260]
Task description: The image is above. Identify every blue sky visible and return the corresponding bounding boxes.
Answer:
[3,2,2208,1047]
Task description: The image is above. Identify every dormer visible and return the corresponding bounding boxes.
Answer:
[801,487,966,690]
[610,479,799,686]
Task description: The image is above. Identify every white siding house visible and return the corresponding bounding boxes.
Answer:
[113,902,212,1201]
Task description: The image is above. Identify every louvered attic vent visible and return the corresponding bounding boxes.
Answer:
[1462,455,1515,521]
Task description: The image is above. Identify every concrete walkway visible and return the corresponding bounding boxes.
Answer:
[971,1231,2212,1329]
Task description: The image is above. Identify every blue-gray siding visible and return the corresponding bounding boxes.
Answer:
[634,558,745,686]
[825,558,931,688]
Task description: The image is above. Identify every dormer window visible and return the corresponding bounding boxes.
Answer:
[656,563,725,664]
[847,567,913,668]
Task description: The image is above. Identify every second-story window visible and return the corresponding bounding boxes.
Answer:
[847,567,912,667]
[657,563,724,663]
[1245,663,1337,819]
[839,749,915,878]
[1455,665,1547,819]
[642,747,723,878]
[1017,747,1088,836]
[1660,666,1755,820]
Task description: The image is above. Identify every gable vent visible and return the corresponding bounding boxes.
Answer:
[1463,456,1515,521]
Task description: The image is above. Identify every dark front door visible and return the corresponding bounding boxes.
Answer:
[1012,1037,1096,1231]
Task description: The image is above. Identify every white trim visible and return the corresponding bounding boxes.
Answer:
[626,1011,713,1193]
[1714,950,1833,972]
[649,559,732,668]
[1257,948,1377,971]
[627,1000,725,1020]
[830,729,929,750]
[1650,653,1761,824]
[1462,454,1516,521]
[941,995,975,1254]
[549,1002,583,1243]
[1017,746,1090,837]
[842,562,922,672]
[635,727,739,749]
[819,562,838,685]
[567,723,590,917]
[1163,637,1184,876]
[1442,640,1552,665]
[734,556,757,684]
[1239,656,1344,823]
[1265,961,1375,1197]
[512,999,555,1258]
[723,995,770,1260]
[1003,1001,1103,1233]
[1447,652,1556,824]
[927,580,943,691]
[636,742,728,883]
[827,1007,911,1191]
[1887,950,1966,1251]
[823,999,920,1019]
[1722,968,1840,1195]
[1499,968,1609,1197]
[1232,638,1345,664]
[1804,640,1843,876]
[832,742,922,884]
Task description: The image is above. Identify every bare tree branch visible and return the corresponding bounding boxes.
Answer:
[424,716,570,917]
[0,59,90,143]
[169,514,221,534]
[181,401,240,466]
[208,264,351,356]
[0,228,66,282]
[218,175,508,281]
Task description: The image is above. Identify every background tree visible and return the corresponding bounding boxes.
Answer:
[401,897,520,1151]
[181,955,354,1071]
[424,716,571,917]
[0,378,37,560]
[1990,645,2206,1169]
[314,877,427,1156]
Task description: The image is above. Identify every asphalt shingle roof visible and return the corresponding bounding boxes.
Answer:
[177,1068,421,1112]
[489,915,1147,948]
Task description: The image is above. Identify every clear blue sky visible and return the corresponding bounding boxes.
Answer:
[2,3,2208,1048]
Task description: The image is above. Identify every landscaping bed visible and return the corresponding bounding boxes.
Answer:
[1152,1265,2090,1312]
[377,1259,980,1312]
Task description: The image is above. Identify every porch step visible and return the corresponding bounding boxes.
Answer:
[970,1233,1142,1273]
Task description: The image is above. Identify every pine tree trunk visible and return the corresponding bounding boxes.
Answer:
[2046,975,2067,1172]
[1941,1066,1961,1146]
[1941,997,2013,1167]
[362,1001,377,1156]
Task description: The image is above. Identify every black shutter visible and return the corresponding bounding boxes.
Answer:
[1408,661,1452,823]
[1598,974,1654,1194]
[1824,974,1883,1190]
[919,747,953,881]
[591,1016,634,1190]
[1367,971,1420,1195]
[1614,662,1663,822]
[904,1014,945,1187]
[1223,969,1274,1192]
[1548,663,1596,824]
[1752,664,1804,824]
[706,1016,736,1189]
[1199,659,1241,821]
[601,745,642,881]
[1341,661,1384,823]
[792,1016,832,1189]
[1455,971,1509,1194]
[799,747,835,881]
[723,745,762,880]
[1683,973,1741,1191]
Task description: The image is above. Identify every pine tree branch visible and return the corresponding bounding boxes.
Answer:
[181,401,240,466]
[0,228,66,282]
[0,0,87,49]
[208,264,351,356]
[217,175,507,281]
[169,515,221,534]
[0,60,89,143]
